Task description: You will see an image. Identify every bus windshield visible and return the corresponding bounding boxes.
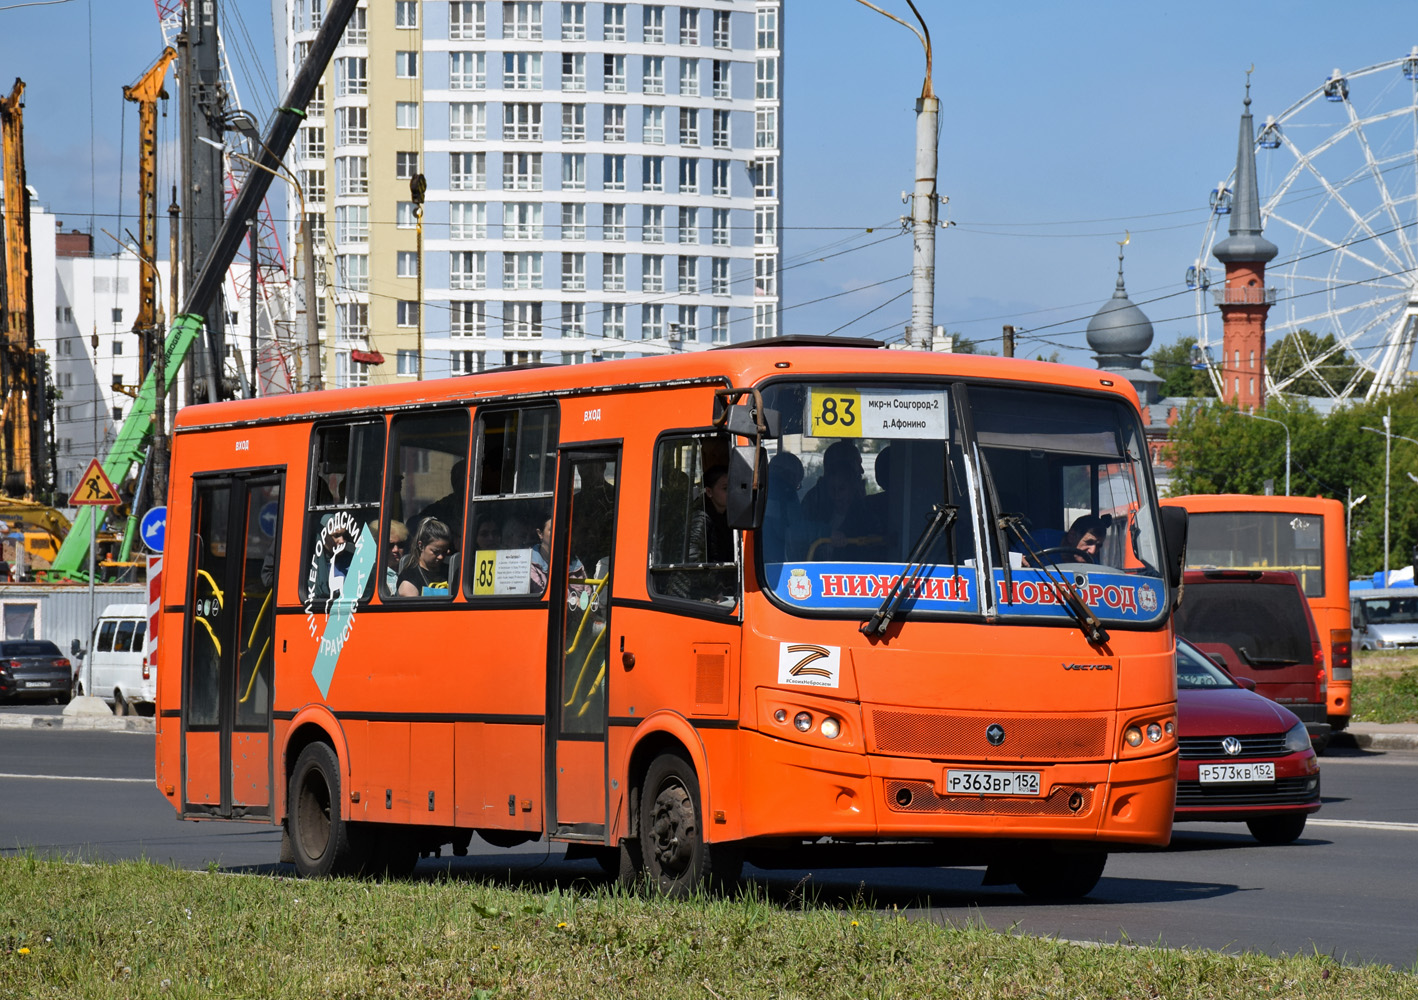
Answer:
[1185,511,1326,597]
[757,380,1168,626]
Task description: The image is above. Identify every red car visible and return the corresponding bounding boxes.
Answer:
[1173,638,1320,844]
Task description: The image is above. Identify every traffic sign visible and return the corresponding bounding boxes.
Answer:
[68,459,121,507]
[140,505,167,553]
[258,500,279,537]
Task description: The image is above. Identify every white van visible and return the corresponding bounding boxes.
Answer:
[83,604,152,714]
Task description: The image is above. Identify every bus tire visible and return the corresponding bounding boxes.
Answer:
[1246,814,1307,845]
[639,753,740,896]
[1014,849,1107,899]
[289,742,363,878]
[364,826,419,879]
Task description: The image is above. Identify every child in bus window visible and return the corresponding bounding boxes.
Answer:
[396,518,452,597]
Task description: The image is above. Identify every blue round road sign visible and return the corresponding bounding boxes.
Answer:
[140,506,167,553]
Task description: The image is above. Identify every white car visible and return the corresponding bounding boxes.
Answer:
[1351,588,1418,651]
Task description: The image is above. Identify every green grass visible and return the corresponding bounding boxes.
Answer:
[0,857,1413,998]
[1352,666,1418,724]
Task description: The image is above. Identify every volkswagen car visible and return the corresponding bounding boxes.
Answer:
[1174,638,1321,844]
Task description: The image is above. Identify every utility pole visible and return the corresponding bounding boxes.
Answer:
[1002,324,1015,358]
[412,172,426,380]
[303,208,321,390]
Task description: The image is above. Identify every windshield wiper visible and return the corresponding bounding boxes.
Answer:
[999,515,1110,646]
[860,503,958,637]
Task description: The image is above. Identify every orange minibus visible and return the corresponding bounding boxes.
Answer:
[1162,494,1351,733]
[154,340,1185,898]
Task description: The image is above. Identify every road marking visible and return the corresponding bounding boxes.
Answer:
[0,772,151,784]
[1307,818,1418,832]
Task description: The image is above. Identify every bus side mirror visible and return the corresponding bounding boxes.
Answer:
[726,445,767,530]
[1159,506,1188,594]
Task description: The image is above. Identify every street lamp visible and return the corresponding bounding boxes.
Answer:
[851,0,937,349]
[1235,409,1290,496]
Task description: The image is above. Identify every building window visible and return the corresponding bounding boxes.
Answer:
[678,254,699,291]
[562,102,586,140]
[450,152,486,190]
[679,157,699,194]
[755,255,777,296]
[450,202,487,239]
[450,51,486,89]
[643,204,664,242]
[713,10,731,48]
[503,252,543,289]
[643,5,664,43]
[395,51,419,79]
[450,102,486,139]
[334,204,369,243]
[505,202,543,240]
[450,1,486,40]
[642,254,665,293]
[451,349,485,375]
[755,57,777,99]
[503,1,542,40]
[113,338,124,355]
[643,106,665,144]
[679,107,699,146]
[336,106,368,145]
[712,109,730,148]
[603,104,626,142]
[712,207,730,245]
[755,108,777,149]
[113,406,124,422]
[336,57,367,97]
[676,305,698,343]
[450,300,486,337]
[397,251,419,278]
[562,52,586,91]
[397,350,418,376]
[712,59,730,98]
[678,206,698,244]
[756,6,778,48]
[643,56,665,94]
[680,7,699,45]
[603,3,626,42]
[603,204,625,241]
[343,6,368,42]
[503,101,543,140]
[562,252,586,291]
[561,2,586,40]
[336,254,369,293]
[109,307,123,323]
[680,59,700,97]
[300,124,324,161]
[395,0,418,28]
[562,301,586,338]
[755,204,777,245]
[397,301,420,327]
[562,202,586,239]
[503,152,543,190]
[604,54,626,92]
[603,154,625,191]
[300,168,326,203]
[450,250,486,289]
[712,159,730,196]
[562,152,586,190]
[712,306,729,343]
[308,83,325,117]
[642,303,665,340]
[504,301,543,338]
[643,156,664,192]
[395,101,419,129]
[395,151,419,179]
[397,202,419,229]
[752,157,777,198]
[712,256,729,294]
[504,52,543,89]
[604,302,625,339]
[603,253,625,291]
[755,303,776,339]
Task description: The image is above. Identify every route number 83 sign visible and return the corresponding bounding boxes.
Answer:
[807,387,948,440]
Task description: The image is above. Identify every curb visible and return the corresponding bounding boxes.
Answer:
[0,713,155,732]
[1331,729,1418,752]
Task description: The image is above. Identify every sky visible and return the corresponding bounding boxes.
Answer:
[0,0,1413,368]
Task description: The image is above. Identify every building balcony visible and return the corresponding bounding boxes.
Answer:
[1212,286,1278,306]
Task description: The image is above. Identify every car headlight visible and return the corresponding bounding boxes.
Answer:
[1374,639,1386,649]
[1283,721,1312,754]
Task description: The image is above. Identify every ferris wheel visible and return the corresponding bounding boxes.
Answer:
[1190,48,1418,400]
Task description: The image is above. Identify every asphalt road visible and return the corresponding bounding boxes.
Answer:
[1,729,1415,969]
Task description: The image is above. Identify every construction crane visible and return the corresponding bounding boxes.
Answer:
[0,78,50,500]
[46,0,362,580]
[123,47,177,378]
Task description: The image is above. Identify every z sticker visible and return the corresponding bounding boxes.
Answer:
[778,642,841,689]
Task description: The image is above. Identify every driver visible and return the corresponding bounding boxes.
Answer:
[1059,514,1110,563]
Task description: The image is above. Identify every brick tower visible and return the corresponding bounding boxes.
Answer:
[1211,81,1279,410]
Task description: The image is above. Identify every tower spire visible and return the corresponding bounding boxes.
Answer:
[1214,68,1278,264]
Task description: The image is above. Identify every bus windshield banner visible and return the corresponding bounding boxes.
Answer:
[993,568,1161,622]
[768,563,978,612]
[806,388,948,440]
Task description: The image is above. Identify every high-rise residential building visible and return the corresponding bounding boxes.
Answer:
[275,0,783,386]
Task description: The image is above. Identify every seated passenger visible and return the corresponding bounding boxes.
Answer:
[382,520,409,597]
[396,518,452,597]
[762,452,804,564]
[801,442,876,560]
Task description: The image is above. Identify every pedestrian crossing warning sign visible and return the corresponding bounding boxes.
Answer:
[69,459,121,507]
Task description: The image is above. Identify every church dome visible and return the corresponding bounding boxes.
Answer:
[1087,266,1154,358]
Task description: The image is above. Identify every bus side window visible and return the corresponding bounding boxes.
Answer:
[113,620,137,653]
[465,405,559,599]
[649,432,737,607]
[385,409,472,600]
[302,420,386,606]
[95,620,117,653]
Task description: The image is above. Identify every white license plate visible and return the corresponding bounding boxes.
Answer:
[24,681,52,688]
[1199,762,1276,784]
[943,769,1042,796]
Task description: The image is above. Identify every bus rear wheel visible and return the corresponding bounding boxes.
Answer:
[639,753,740,896]
[1246,814,1307,845]
[289,742,365,878]
[1014,848,1107,900]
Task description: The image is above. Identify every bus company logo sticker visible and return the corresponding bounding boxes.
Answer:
[778,642,840,688]
[786,568,812,601]
[1136,584,1158,613]
[986,724,1006,746]
[1062,662,1112,671]
[307,517,380,699]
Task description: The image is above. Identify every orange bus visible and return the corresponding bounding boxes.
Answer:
[154,340,1185,898]
[1161,495,1352,732]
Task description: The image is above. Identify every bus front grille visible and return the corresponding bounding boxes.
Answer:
[884,780,1095,817]
[867,709,1109,761]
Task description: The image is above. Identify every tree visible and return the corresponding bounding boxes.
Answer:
[945,334,997,356]
[1148,335,1215,399]
[1266,329,1373,397]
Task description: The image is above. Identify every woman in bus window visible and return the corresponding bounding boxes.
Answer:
[396,518,452,597]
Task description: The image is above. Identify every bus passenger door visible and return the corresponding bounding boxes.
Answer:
[182,472,283,820]
[547,448,619,839]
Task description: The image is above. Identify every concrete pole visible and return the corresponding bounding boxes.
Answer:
[303,212,321,390]
[910,95,939,350]
[1384,406,1392,585]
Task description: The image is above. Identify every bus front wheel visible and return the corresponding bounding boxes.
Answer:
[1014,848,1107,899]
[639,753,740,896]
[289,742,365,878]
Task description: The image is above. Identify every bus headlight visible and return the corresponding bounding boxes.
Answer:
[794,712,813,732]
[1125,726,1144,747]
[820,717,841,740]
[1146,723,1163,743]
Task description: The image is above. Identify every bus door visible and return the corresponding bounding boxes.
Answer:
[546,447,619,839]
[181,472,283,819]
